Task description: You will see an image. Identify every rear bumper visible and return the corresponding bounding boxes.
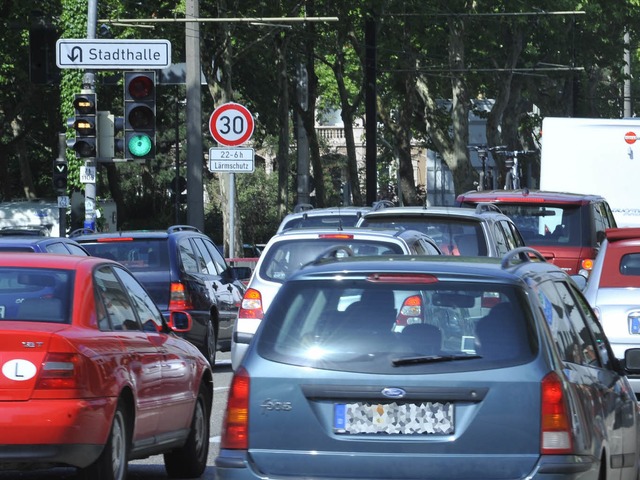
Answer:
[215,451,600,480]
[0,397,116,468]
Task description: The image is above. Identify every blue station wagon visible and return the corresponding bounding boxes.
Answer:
[217,249,640,480]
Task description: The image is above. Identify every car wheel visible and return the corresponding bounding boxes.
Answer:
[204,320,217,365]
[164,383,211,478]
[77,402,129,480]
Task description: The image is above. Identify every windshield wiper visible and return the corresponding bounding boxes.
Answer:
[391,354,481,366]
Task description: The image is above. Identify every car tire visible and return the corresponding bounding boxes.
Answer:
[164,383,211,479]
[77,402,129,480]
[204,319,217,366]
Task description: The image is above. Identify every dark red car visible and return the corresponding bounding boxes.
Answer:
[456,189,617,275]
[0,253,213,480]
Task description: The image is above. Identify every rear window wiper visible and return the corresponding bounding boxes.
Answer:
[391,354,481,366]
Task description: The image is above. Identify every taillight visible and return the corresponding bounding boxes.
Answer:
[35,353,81,390]
[221,367,250,449]
[169,282,193,310]
[238,288,264,320]
[581,258,594,271]
[395,295,423,327]
[541,372,573,454]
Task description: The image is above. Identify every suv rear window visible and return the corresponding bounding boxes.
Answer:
[257,279,536,374]
[260,239,405,282]
[359,217,487,255]
[81,239,170,271]
[468,203,583,247]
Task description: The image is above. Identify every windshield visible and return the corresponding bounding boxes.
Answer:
[81,239,170,271]
[0,267,73,323]
[360,216,487,255]
[257,279,536,374]
[260,238,404,282]
[492,204,582,247]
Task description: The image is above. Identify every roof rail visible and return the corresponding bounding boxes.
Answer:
[475,202,503,214]
[69,227,96,238]
[293,203,314,213]
[372,200,394,211]
[500,247,546,269]
[167,225,201,233]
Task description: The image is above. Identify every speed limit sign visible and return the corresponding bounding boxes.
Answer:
[209,102,255,147]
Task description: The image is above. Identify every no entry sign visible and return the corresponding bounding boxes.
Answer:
[209,103,255,147]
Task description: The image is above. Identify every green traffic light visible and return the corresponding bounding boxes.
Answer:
[128,134,152,157]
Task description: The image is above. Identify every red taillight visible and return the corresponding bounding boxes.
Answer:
[318,233,354,240]
[169,282,193,310]
[541,372,573,454]
[581,258,594,271]
[221,367,250,449]
[396,295,423,327]
[35,353,81,390]
[238,288,264,320]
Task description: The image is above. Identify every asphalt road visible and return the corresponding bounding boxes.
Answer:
[0,352,235,480]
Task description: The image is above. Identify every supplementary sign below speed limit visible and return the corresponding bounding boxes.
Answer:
[209,103,254,147]
[208,148,255,173]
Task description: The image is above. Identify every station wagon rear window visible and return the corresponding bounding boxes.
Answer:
[257,279,536,375]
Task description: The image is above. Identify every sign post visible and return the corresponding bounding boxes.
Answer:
[209,103,255,258]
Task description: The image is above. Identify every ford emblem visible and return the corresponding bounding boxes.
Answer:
[381,387,406,399]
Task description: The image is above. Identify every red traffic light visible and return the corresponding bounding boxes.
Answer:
[127,75,154,100]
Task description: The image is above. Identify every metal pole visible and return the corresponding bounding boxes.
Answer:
[185,0,204,231]
[229,174,235,258]
[83,0,98,232]
[57,133,67,236]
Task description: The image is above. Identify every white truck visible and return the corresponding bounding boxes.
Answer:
[540,117,640,227]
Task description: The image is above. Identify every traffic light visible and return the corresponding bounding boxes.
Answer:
[52,159,68,194]
[68,93,97,158]
[124,71,156,161]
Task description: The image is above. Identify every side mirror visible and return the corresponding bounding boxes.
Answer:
[167,311,192,332]
[570,274,587,291]
[623,348,640,374]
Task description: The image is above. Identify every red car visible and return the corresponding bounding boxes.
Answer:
[456,189,617,275]
[0,253,213,480]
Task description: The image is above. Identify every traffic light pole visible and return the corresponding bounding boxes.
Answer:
[55,133,67,236]
[82,0,98,232]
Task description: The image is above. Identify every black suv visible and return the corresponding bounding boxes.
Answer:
[74,226,245,364]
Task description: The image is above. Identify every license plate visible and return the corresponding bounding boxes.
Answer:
[334,401,454,434]
[630,314,640,334]
[0,305,4,318]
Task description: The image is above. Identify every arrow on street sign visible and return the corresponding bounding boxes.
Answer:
[56,39,171,69]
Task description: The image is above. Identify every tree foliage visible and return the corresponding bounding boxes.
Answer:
[1,0,640,243]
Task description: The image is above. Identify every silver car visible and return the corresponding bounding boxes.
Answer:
[230,227,441,369]
[583,227,640,398]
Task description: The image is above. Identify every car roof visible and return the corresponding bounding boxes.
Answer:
[277,206,372,231]
[284,247,556,282]
[273,226,423,239]
[72,225,205,242]
[0,251,107,268]
[605,227,640,243]
[456,189,606,205]
[360,204,508,221]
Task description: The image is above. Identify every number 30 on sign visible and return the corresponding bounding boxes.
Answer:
[209,103,255,147]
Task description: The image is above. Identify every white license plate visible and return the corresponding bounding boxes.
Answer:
[334,401,454,434]
[0,305,4,318]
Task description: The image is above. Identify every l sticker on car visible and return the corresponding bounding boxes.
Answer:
[2,359,37,381]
